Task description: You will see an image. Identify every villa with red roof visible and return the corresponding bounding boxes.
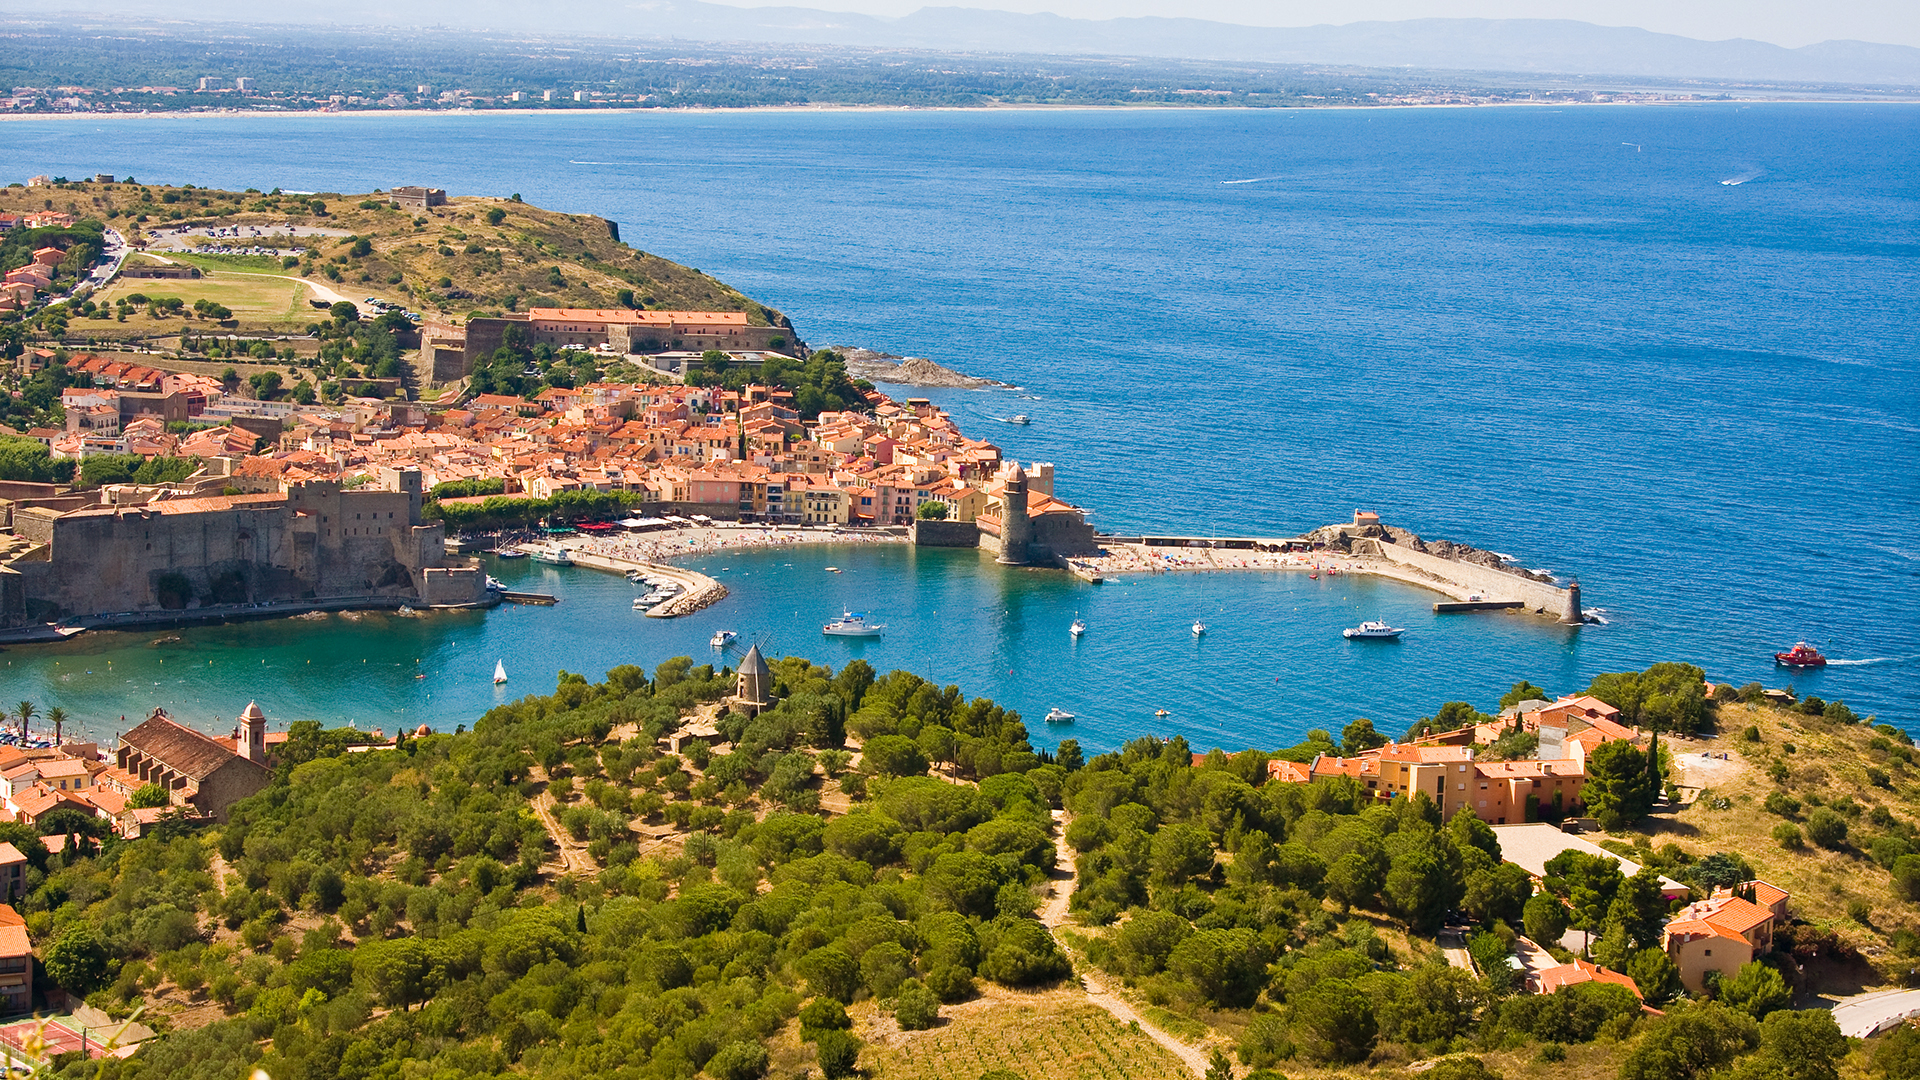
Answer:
[1662,884,1786,992]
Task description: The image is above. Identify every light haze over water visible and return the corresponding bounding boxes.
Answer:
[1,105,1915,750]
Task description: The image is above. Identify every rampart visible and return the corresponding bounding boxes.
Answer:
[911,520,980,548]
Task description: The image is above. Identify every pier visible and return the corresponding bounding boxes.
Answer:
[499,592,559,606]
[513,543,728,618]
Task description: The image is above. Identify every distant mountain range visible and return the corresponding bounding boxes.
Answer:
[24,1,1920,88]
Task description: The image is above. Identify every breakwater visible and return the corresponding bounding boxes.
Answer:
[1078,517,1583,622]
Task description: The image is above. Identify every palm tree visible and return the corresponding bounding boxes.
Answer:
[46,706,67,745]
[13,701,34,741]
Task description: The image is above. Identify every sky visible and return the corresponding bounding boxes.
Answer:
[713,0,1920,49]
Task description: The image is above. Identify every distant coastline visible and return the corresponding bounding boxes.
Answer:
[8,98,1917,125]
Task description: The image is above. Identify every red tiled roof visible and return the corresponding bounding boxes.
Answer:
[121,712,260,782]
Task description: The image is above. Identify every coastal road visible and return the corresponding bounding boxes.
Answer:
[1831,989,1920,1038]
[1040,810,1213,1078]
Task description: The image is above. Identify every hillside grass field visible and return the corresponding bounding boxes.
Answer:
[2,179,795,336]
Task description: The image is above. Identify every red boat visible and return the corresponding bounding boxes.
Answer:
[1774,642,1827,668]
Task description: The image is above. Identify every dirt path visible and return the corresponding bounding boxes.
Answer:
[526,765,595,877]
[1040,810,1213,1078]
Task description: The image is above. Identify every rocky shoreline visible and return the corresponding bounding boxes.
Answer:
[829,346,1012,390]
[1301,523,1559,584]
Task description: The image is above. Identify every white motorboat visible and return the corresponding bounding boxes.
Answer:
[626,569,643,583]
[1070,617,1086,637]
[710,630,738,648]
[1008,414,1031,425]
[633,597,651,610]
[484,576,505,592]
[1192,621,1207,637]
[532,548,573,566]
[493,660,508,684]
[823,611,885,637]
[1044,707,1075,724]
[1343,621,1407,640]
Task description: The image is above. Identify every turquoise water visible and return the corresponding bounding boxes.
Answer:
[1,105,1916,745]
[5,546,1585,753]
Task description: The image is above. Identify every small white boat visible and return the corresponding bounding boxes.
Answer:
[626,569,643,583]
[823,611,885,637]
[492,660,508,684]
[1044,707,1075,724]
[710,630,738,648]
[825,566,841,573]
[493,548,527,559]
[633,597,650,610]
[1343,620,1407,640]
[484,575,505,592]
[1070,617,1086,637]
[533,548,573,566]
[1192,621,1207,637]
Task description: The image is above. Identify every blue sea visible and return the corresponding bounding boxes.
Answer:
[2,105,1916,751]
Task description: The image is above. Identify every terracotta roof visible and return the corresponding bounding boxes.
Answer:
[0,843,22,866]
[0,925,27,959]
[121,711,263,782]
[1534,958,1642,999]
[0,903,24,928]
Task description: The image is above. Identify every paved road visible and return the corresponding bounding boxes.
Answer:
[1831,989,1920,1038]
[1436,927,1475,973]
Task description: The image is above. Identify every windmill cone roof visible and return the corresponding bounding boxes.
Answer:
[739,643,770,677]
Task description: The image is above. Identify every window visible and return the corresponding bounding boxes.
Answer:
[1705,949,1712,957]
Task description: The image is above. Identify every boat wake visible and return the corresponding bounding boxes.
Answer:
[1826,655,1914,667]
[1720,170,1765,186]
[1220,176,1284,185]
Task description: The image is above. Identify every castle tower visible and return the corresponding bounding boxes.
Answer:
[240,701,267,763]
[736,644,772,714]
[996,462,1033,566]
[1561,580,1584,625]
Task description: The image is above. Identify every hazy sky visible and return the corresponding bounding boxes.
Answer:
[720,0,1920,49]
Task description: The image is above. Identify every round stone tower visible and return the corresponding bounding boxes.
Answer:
[997,462,1033,566]
[1560,579,1585,625]
[736,644,772,714]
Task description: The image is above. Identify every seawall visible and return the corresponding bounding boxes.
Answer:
[1352,537,1579,620]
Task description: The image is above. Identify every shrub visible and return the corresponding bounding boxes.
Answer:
[1719,961,1791,1019]
[814,1029,861,1078]
[1742,725,1761,742]
[1767,762,1790,783]
[1238,1013,1294,1069]
[1806,808,1848,849]
[707,1042,769,1080]
[1848,899,1873,926]
[1763,791,1801,818]
[1772,823,1804,850]
[892,978,940,1030]
[1869,767,1892,788]
[1893,856,1920,902]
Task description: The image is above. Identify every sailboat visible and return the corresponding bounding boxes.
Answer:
[1191,621,1207,637]
[492,660,508,685]
[1070,614,1086,637]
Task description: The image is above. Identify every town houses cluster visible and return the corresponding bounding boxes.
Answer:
[7,350,1080,529]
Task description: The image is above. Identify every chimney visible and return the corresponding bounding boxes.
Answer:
[240,702,267,763]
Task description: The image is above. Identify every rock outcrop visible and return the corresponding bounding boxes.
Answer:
[1303,522,1556,583]
[830,346,1009,389]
